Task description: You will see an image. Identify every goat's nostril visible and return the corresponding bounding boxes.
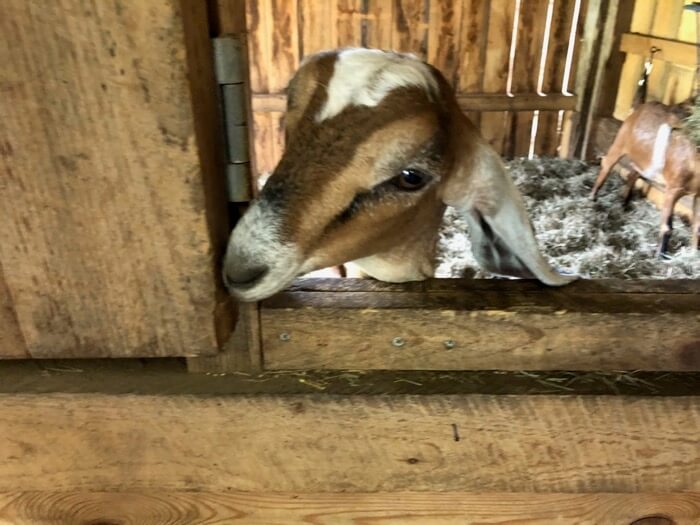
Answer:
[224,265,268,288]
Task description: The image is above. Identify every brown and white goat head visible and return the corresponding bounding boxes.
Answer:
[224,49,575,301]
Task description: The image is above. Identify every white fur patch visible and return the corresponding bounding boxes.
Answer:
[224,202,302,302]
[317,48,439,122]
[645,123,671,181]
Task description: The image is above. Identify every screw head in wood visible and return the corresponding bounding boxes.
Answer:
[391,337,406,348]
[443,339,456,349]
[279,332,291,342]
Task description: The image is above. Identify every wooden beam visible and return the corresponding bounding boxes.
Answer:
[261,279,700,371]
[620,32,700,67]
[251,93,579,113]
[0,491,698,524]
[1,394,699,493]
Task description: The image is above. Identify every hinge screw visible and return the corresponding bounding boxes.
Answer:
[443,339,456,349]
[391,337,406,348]
[279,332,291,342]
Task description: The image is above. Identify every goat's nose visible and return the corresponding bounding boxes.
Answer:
[224,264,268,288]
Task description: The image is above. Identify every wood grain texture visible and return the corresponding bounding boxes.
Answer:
[427,0,464,86]
[479,0,516,154]
[0,0,222,358]
[1,394,699,493]
[391,0,429,56]
[262,308,700,371]
[0,492,699,525]
[261,278,700,371]
[363,0,395,49]
[455,0,489,94]
[299,0,336,55]
[337,0,364,47]
[0,261,28,358]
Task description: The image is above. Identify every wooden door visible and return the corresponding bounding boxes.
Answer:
[0,0,230,358]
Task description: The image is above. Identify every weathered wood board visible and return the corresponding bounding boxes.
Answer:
[0,393,699,493]
[1,491,698,524]
[261,279,700,371]
[0,0,228,357]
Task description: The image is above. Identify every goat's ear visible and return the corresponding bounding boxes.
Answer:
[439,120,576,286]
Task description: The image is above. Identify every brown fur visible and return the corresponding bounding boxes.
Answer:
[591,101,700,253]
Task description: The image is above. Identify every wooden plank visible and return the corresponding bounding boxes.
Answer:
[427,0,464,86]
[299,0,336,55]
[262,279,700,371]
[579,0,632,157]
[645,3,685,102]
[363,0,395,49]
[0,492,699,525]
[269,0,300,92]
[262,307,700,371]
[337,0,364,47]
[480,0,517,155]
[514,110,535,157]
[0,262,28,358]
[620,33,699,68]
[391,0,429,57]
[1,394,699,493]
[456,0,489,95]
[534,110,563,156]
[251,92,578,112]
[246,0,271,93]
[251,112,276,176]
[180,0,235,351]
[0,0,223,358]
[612,0,659,120]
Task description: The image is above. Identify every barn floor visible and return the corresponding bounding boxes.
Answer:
[437,157,699,279]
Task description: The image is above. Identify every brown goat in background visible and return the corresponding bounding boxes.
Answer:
[590,100,699,255]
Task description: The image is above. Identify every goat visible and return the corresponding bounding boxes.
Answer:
[590,101,699,255]
[223,49,575,301]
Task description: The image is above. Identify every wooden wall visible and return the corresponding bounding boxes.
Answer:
[613,0,697,120]
[0,0,229,358]
[244,0,590,176]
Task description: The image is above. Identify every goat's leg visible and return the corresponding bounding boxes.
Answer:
[622,170,640,207]
[657,187,684,257]
[692,194,699,251]
[591,145,623,201]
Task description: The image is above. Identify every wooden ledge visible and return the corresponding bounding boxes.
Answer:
[261,278,700,371]
[0,394,699,493]
[1,491,698,524]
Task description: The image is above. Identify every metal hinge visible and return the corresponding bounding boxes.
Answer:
[213,36,252,203]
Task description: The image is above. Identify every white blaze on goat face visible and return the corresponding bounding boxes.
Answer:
[223,48,574,302]
[316,48,439,122]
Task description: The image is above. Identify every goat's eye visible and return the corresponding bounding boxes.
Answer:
[395,169,431,191]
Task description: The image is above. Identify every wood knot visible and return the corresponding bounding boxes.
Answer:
[630,516,675,525]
